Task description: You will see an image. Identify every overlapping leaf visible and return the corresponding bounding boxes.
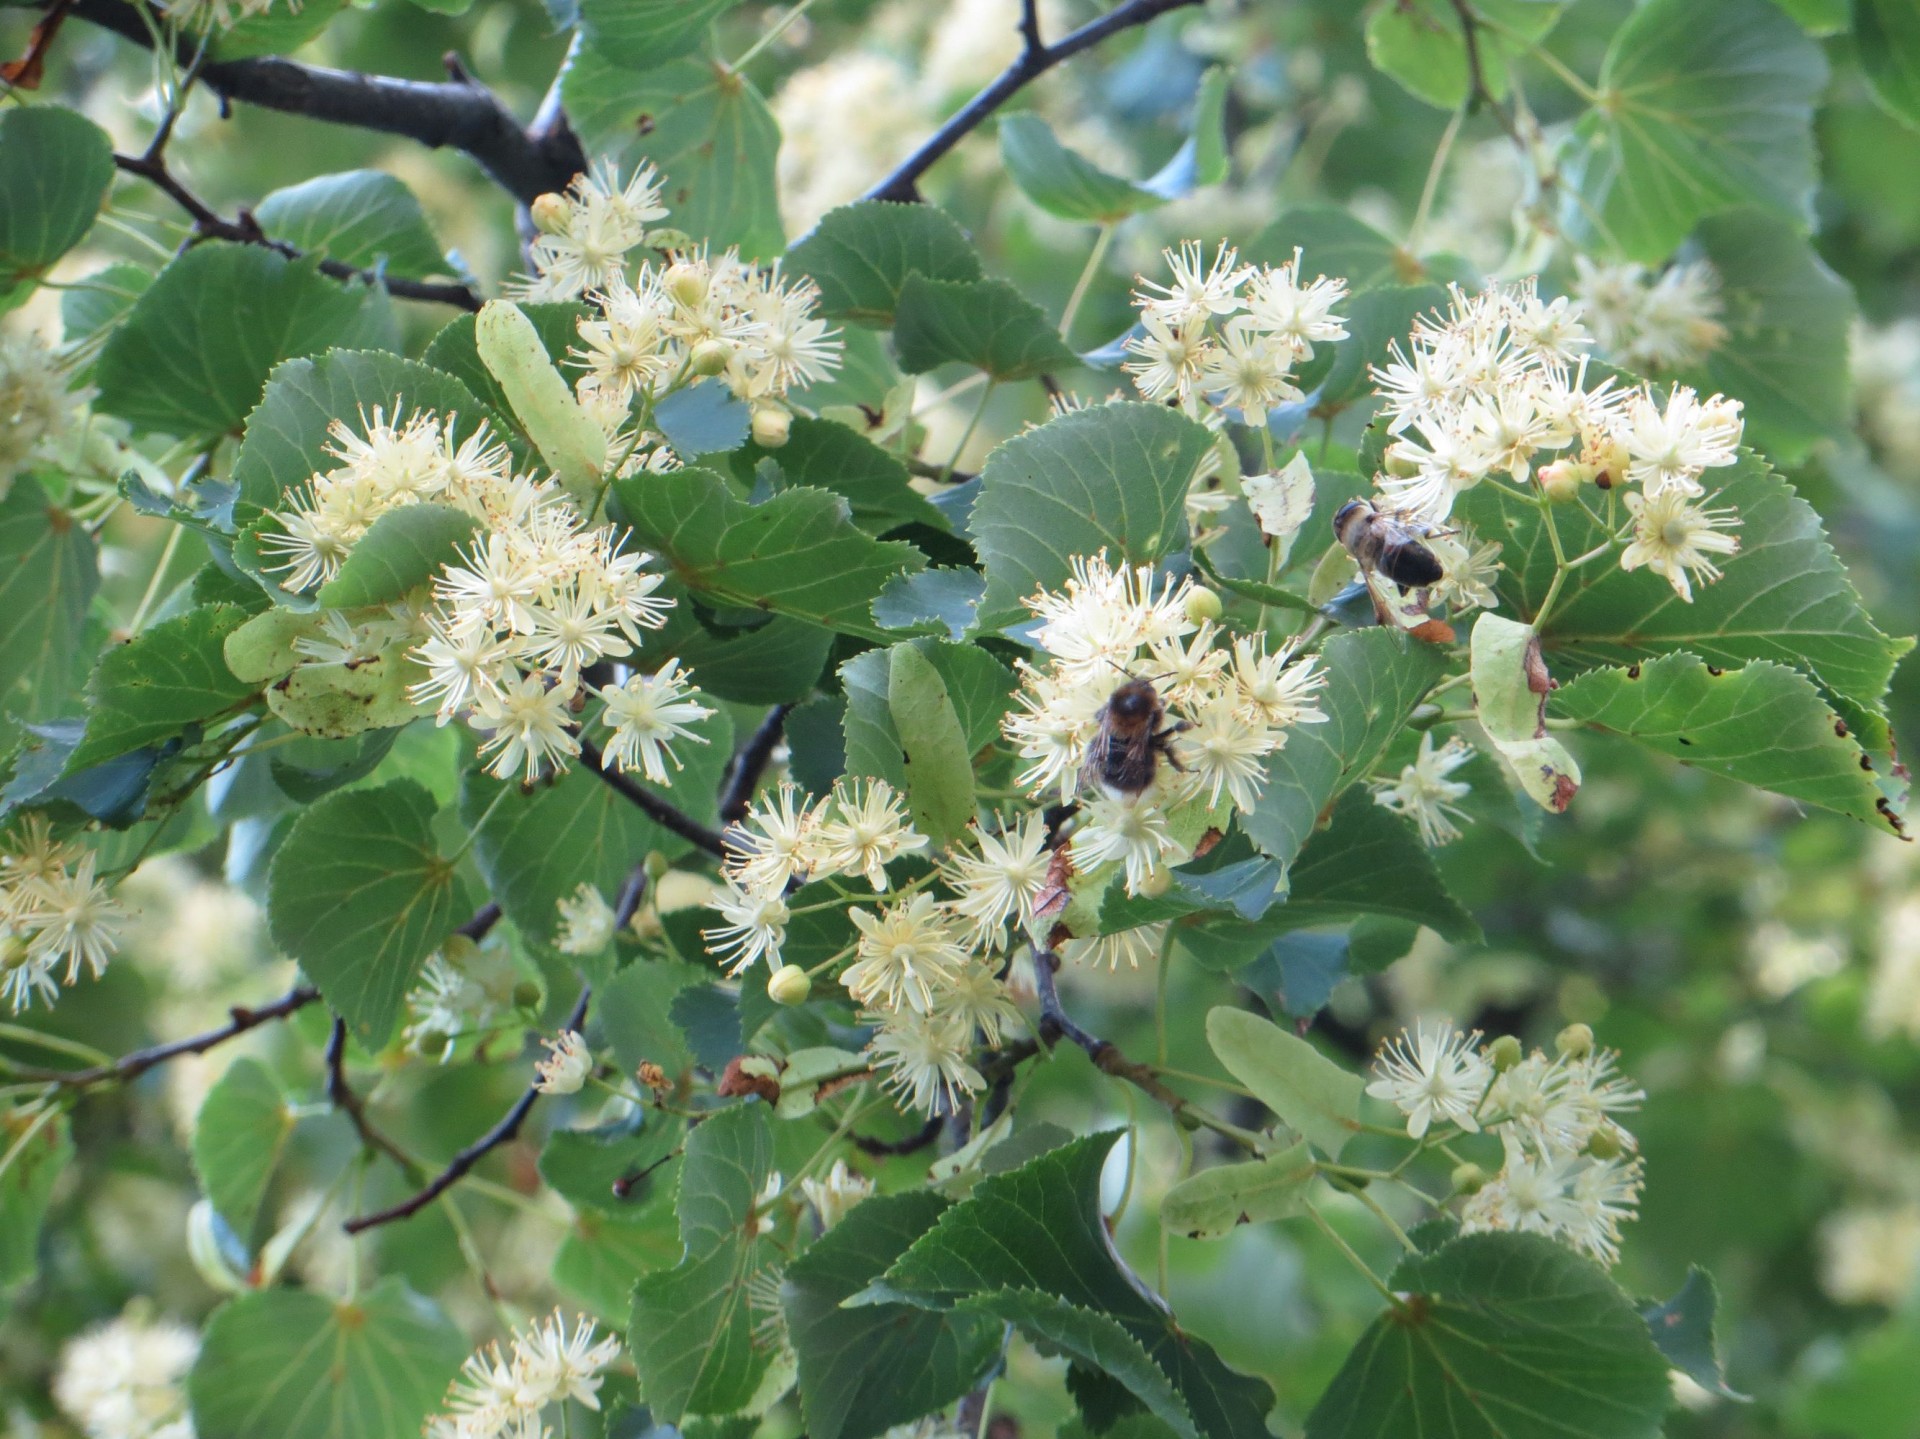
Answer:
[788,202,984,325]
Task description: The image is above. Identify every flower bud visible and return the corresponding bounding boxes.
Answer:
[690,338,732,376]
[768,965,812,1006]
[1585,1126,1623,1161]
[751,404,793,449]
[512,981,544,1010]
[1537,461,1588,504]
[1450,1162,1489,1195]
[663,260,709,308]
[1486,1034,1524,1072]
[440,934,478,969]
[530,192,571,235]
[645,849,672,881]
[1184,585,1223,624]
[1555,1022,1595,1059]
[1136,865,1175,898]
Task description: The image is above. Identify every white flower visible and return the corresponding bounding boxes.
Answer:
[474,672,581,781]
[53,1307,198,1439]
[941,960,1026,1048]
[1123,311,1212,405]
[1485,1051,1587,1158]
[1230,635,1327,727]
[942,812,1052,948]
[703,878,790,974]
[724,781,825,898]
[534,1030,593,1094]
[555,883,617,956]
[1025,552,1196,682]
[18,850,125,985]
[1072,794,1179,894]
[1199,316,1301,414]
[1619,489,1740,602]
[511,1309,623,1411]
[1133,240,1251,330]
[842,894,969,1015]
[868,1009,984,1116]
[1370,733,1475,847]
[0,329,73,483]
[800,1159,874,1230]
[1242,249,1350,358]
[1365,1020,1492,1139]
[1623,387,1743,497]
[1820,1204,1920,1307]
[1180,695,1276,812]
[1062,919,1167,971]
[814,779,928,890]
[1426,529,1503,613]
[597,659,714,783]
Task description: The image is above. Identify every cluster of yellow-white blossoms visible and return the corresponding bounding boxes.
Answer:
[0,817,127,1013]
[1570,256,1727,374]
[1367,1021,1646,1266]
[52,1305,197,1439]
[1005,551,1328,833]
[511,163,841,445]
[0,330,73,492]
[1372,280,1747,603]
[1123,241,1350,419]
[429,1310,622,1439]
[710,775,1029,1115]
[263,404,711,783]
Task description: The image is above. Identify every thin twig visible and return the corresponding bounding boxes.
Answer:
[1445,0,1523,142]
[11,986,320,1088]
[65,0,588,204]
[576,737,728,858]
[324,1017,424,1176]
[343,986,590,1233]
[458,902,504,941]
[866,0,1204,202]
[851,1113,945,1156]
[719,702,796,823]
[112,150,483,309]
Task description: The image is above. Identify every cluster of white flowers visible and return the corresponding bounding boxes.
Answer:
[0,817,126,1013]
[554,882,618,956]
[1372,280,1746,603]
[507,161,841,444]
[52,1305,197,1439]
[1124,241,1349,421]
[0,329,73,491]
[773,54,926,233]
[1852,318,1920,475]
[1369,732,1476,847]
[1366,1021,1646,1266]
[1004,549,1327,838]
[1819,1201,1920,1307]
[532,1028,593,1095]
[1571,256,1726,374]
[429,1310,622,1439]
[712,775,1030,1115]
[403,933,525,1061]
[263,401,719,783]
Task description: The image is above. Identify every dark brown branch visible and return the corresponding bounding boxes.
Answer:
[66,0,587,204]
[851,1113,946,1156]
[1030,947,1212,1120]
[576,736,729,858]
[866,0,1203,203]
[719,702,796,823]
[458,902,504,941]
[324,1017,423,1175]
[15,986,320,1088]
[113,150,483,310]
[344,986,591,1233]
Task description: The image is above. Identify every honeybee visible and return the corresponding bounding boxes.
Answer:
[1083,676,1186,798]
[1333,499,1447,625]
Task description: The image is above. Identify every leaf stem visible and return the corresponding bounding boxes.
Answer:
[1306,1200,1402,1308]
[729,0,821,70]
[1058,222,1115,344]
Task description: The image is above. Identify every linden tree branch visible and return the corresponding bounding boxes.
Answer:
[866,0,1204,202]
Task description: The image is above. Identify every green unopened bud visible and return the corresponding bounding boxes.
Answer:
[768,965,812,1006]
[1184,585,1223,624]
[440,933,478,969]
[1537,460,1591,504]
[512,981,544,1010]
[1585,1126,1623,1161]
[1555,1022,1595,1060]
[530,192,571,235]
[689,338,732,376]
[663,261,709,308]
[751,404,792,448]
[1137,865,1175,898]
[1487,1034,1524,1072]
[1450,1162,1489,1195]
[645,850,672,881]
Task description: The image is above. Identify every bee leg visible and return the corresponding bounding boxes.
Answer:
[1153,725,1190,772]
